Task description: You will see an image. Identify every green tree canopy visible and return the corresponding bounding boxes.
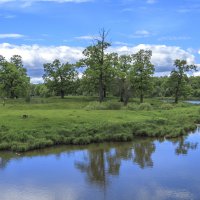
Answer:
[0,55,30,98]
[80,29,112,102]
[43,59,77,98]
[169,59,197,103]
[132,49,155,103]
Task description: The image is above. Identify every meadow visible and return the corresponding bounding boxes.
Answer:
[0,96,199,152]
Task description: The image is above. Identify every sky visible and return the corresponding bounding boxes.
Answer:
[0,0,200,83]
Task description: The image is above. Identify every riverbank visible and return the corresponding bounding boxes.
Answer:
[0,97,199,152]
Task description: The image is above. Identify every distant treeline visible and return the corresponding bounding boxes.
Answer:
[0,30,198,104]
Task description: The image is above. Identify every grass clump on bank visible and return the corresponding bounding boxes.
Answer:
[0,97,199,152]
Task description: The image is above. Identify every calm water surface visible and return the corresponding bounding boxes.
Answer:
[185,100,200,104]
[1,128,200,200]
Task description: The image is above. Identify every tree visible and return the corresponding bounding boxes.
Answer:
[43,59,77,98]
[81,29,111,102]
[115,54,133,105]
[169,59,196,103]
[0,55,30,99]
[132,50,154,103]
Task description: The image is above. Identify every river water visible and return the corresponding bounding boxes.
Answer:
[1,128,200,200]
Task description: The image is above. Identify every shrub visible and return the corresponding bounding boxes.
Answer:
[85,101,122,110]
[138,103,153,111]
[0,142,10,150]
[84,102,107,110]
[175,102,189,107]
[72,136,92,145]
[105,101,122,110]
[160,103,173,110]
[126,103,139,111]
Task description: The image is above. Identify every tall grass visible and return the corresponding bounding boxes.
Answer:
[0,96,199,152]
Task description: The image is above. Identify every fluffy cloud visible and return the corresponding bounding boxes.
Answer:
[109,44,196,72]
[0,34,25,39]
[131,30,152,38]
[74,35,100,40]
[0,0,92,3]
[0,43,197,83]
[0,0,93,4]
[0,43,83,67]
[0,43,84,83]
[0,0,93,7]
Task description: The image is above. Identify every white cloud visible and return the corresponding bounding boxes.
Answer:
[74,35,100,40]
[0,34,25,39]
[0,0,93,5]
[0,0,93,8]
[0,43,84,83]
[0,43,83,68]
[158,36,191,41]
[0,14,16,19]
[108,44,196,73]
[0,43,198,83]
[131,30,152,38]
[113,41,130,46]
[30,77,44,84]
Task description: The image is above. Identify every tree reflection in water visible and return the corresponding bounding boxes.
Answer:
[171,137,198,155]
[75,139,156,187]
[75,135,199,188]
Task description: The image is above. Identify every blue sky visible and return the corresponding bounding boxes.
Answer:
[0,0,200,83]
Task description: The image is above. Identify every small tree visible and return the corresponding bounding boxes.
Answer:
[169,59,196,103]
[43,59,77,98]
[0,55,30,99]
[115,54,133,105]
[132,50,154,103]
[81,29,111,102]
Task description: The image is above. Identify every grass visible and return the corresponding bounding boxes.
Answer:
[0,96,199,152]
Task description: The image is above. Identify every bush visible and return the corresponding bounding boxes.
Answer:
[85,101,122,110]
[126,103,139,111]
[105,101,122,110]
[138,103,153,111]
[175,102,190,107]
[85,102,107,110]
[160,103,173,110]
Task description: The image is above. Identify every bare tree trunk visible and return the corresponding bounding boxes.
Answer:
[174,80,181,104]
[99,73,104,103]
[175,88,179,103]
[61,89,65,99]
[103,85,106,98]
[140,91,144,104]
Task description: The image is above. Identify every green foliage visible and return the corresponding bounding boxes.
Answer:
[43,59,77,98]
[85,101,122,110]
[85,102,107,110]
[138,103,153,111]
[105,101,122,110]
[0,97,198,152]
[0,55,30,98]
[126,103,139,111]
[80,29,112,102]
[132,49,155,103]
[169,59,197,103]
[160,103,173,110]
[115,54,133,105]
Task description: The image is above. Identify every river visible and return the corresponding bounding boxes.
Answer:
[0,128,200,200]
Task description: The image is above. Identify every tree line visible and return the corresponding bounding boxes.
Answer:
[0,30,198,104]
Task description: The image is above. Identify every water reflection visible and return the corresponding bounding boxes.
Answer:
[175,137,198,155]
[0,130,200,200]
[0,134,199,171]
[74,139,156,188]
[132,139,155,168]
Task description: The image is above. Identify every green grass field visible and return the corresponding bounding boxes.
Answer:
[0,96,199,152]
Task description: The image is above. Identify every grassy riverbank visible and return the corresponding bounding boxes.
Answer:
[0,97,199,152]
